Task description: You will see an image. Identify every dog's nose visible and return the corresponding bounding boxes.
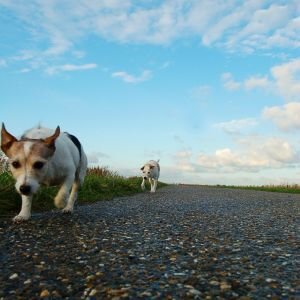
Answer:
[20,185,31,195]
[144,177,147,180]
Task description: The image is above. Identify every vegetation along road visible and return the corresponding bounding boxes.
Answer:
[0,185,299,299]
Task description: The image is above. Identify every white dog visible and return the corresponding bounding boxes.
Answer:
[140,160,160,193]
[1,123,87,222]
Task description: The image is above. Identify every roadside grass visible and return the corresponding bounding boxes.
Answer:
[0,167,167,216]
[213,184,300,194]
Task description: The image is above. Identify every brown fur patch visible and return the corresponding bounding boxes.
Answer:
[29,142,55,159]
[4,141,25,158]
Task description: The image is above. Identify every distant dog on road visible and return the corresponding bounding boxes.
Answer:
[1,123,87,222]
[140,160,160,193]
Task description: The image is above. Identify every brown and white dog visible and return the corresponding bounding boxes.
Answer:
[140,160,160,193]
[1,123,87,222]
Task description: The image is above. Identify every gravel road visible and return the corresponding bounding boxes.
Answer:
[0,185,299,299]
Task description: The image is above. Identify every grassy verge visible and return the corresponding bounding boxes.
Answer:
[0,167,167,216]
[213,184,300,194]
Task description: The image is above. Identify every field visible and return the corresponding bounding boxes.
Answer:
[213,184,300,194]
[0,167,167,217]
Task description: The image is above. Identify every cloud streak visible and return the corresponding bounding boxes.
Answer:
[214,118,258,134]
[112,70,152,83]
[45,63,97,75]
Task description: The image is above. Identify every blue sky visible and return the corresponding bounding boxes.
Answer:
[1,0,300,185]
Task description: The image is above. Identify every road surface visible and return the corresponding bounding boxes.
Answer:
[0,185,299,299]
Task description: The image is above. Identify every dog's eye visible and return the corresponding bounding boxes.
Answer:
[33,161,45,170]
[12,161,21,169]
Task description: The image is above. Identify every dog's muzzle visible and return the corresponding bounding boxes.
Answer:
[143,177,147,180]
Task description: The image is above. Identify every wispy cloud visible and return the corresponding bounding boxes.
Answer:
[45,63,97,75]
[221,73,241,90]
[1,0,299,61]
[244,76,272,90]
[214,118,258,135]
[112,70,152,83]
[222,72,272,91]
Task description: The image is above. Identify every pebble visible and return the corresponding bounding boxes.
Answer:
[220,282,231,291]
[24,279,31,285]
[9,273,18,280]
[40,289,50,298]
[89,289,98,296]
[188,288,202,296]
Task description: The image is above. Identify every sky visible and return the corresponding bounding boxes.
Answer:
[1,0,300,185]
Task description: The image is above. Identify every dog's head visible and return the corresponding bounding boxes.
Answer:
[1,123,60,196]
[140,164,155,180]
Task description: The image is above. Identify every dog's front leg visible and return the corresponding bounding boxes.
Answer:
[149,178,154,192]
[141,178,146,191]
[54,176,74,210]
[152,179,158,193]
[13,195,32,222]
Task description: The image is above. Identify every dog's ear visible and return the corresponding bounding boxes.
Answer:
[140,166,145,171]
[1,123,18,155]
[43,126,60,150]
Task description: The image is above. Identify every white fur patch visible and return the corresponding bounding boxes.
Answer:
[23,141,33,157]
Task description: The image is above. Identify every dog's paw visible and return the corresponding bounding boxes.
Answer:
[141,186,146,191]
[62,207,73,214]
[13,214,30,223]
[54,197,67,209]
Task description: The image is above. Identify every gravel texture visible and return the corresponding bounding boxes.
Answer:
[0,185,299,299]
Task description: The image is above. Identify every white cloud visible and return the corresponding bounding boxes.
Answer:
[172,133,299,174]
[112,70,152,83]
[225,3,295,52]
[222,58,300,100]
[263,102,300,131]
[271,59,300,102]
[194,137,298,173]
[214,118,257,134]
[45,63,97,75]
[1,0,299,63]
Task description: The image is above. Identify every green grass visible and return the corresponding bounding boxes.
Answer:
[213,184,300,194]
[0,167,167,217]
